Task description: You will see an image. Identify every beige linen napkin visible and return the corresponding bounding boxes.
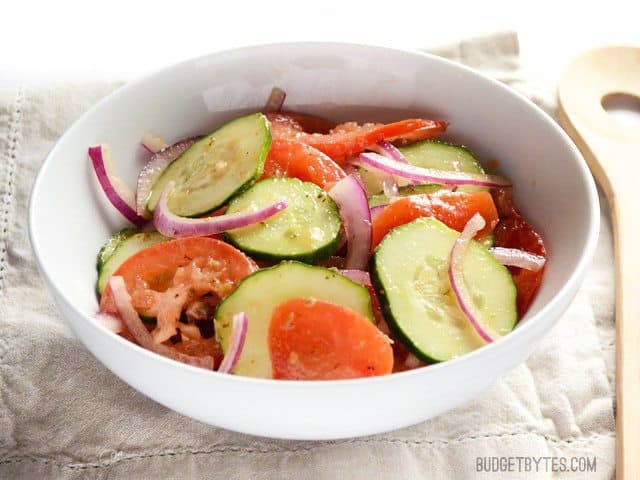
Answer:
[0,32,616,479]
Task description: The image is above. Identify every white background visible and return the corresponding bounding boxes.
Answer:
[1,0,638,89]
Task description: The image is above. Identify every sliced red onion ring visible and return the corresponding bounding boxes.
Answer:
[94,312,124,333]
[329,175,372,270]
[140,133,168,154]
[263,87,286,113]
[339,269,372,287]
[108,276,213,369]
[218,312,249,374]
[89,145,147,227]
[489,247,546,271]
[343,163,367,191]
[154,181,288,238]
[449,213,500,343]
[366,142,401,195]
[136,137,199,217]
[356,152,511,188]
[369,140,409,163]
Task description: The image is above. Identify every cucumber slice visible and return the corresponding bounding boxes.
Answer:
[96,231,168,295]
[399,140,486,192]
[146,113,271,217]
[357,166,384,195]
[224,177,341,263]
[368,184,443,207]
[215,261,374,378]
[96,227,135,271]
[399,139,483,172]
[371,217,516,362]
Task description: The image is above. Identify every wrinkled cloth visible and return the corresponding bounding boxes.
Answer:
[0,32,615,479]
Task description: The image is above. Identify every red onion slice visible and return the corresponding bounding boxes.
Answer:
[136,137,199,217]
[108,276,214,369]
[366,141,401,195]
[263,87,286,113]
[489,247,546,271]
[356,152,511,188]
[218,312,249,374]
[94,312,124,333]
[140,133,168,154]
[367,142,422,189]
[369,140,409,163]
[154,181,288,238]
[339,269,372,287]
[329,175,372,270]
[449,213,500,343]
[343,163,367,191]
[89,145,147,227]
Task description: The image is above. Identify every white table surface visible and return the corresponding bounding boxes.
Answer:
[2,0,638,90]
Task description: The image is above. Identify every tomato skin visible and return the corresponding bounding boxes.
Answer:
[371,191,499,250]
[267,112,447,162]
[494,217,547,316]
[270,117,447,163]
[268,298,393,380]
[173,336,224,369]
[303,119,447,162]
[491,188,547,316]
[266,112,306,138]
[261,138,346,189]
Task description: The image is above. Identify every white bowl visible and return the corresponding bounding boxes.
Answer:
[29,42,599,440]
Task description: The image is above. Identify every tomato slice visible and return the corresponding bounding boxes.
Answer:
[492,188,547,315]
[100,237,257,343]
[493,212,547,317]
[268,298,393,380]
[173,336,224,368]
[371,191,499,250]
[271,118,447,163]
[261,138,346,189]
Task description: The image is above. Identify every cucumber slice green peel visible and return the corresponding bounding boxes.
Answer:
[214,261,374,378]
[96,227,135,271]
[363,140,487,201]
[371,217,517,363]
[225,178,342,264]
[398,139,488,193]
[398,139,484,174]
[146,113,271,217]
[96,231,168,296]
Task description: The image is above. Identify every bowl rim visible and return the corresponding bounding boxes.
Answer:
[28,40,600,387]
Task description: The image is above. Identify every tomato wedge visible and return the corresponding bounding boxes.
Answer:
[261,138,346,189]
[100,237,257,343]
[492,189,547,316]
[268,298,393,380]
[371,191,499,250]
[272,118,447,163]
[494,218,546,316]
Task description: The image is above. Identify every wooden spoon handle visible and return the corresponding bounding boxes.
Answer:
[612,196,640,479]
[558,46,640,479]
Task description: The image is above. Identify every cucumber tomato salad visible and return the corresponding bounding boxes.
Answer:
[91,89,546,380]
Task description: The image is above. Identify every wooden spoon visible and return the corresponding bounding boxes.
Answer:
[558,46,640,480]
